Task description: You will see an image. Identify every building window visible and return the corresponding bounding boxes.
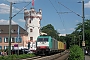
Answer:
[4,46,8,50]
[16,37,22,43]
[11,46,14,50]
[11,37,15,43]
[0,46,2,50]
[0,29,1,33]
[11,29,14,33]
[30,29,33,32]
[29,20,31,23]
[0,37,2,43]
[30,37,33,40]
[4,37,8,43]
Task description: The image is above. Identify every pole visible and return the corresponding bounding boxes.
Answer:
[79,35,81,47]
[74,36,76,45]
[8,2,12,55]
[82,0,85,60]
[18,26,20,55]
[82,0,85,46]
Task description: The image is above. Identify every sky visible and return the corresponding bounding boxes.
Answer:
[0,0,90,34]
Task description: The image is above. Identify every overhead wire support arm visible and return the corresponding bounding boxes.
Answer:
[57,12,72,14]
[49,0,66,33]
[58,2,82,18]
[12,2,31,18]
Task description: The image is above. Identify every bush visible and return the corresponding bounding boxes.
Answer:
[0,53,36,60]
[68,45,84,60]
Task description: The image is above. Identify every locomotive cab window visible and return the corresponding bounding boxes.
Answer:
[44,38,48,41]
[37,38,48,42]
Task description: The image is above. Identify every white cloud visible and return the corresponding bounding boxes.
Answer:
[75,20,79,23]
[0,19,18,25]
[57,29,66,32]
[69,28,75,31]
[57,28,75,34]
[0,3,10,14]
[85,1,90,8]
[6,0,31,3]
[18,19,25,22]
[58,28,75,32]
[85,15,90,17]
[0,3,19,14]
[75,20,80,23]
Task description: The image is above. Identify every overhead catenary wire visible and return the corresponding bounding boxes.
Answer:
[6,0,30,4]
[57,12,72,14]
[12,5,24,14]
[12,2,31,18]
[55,0,68,34]
[55,0,72,14]
[6,0,31,15]
[49,0,67,34]
[13,2,31,4]
[58,2,82,18]
[13,2,30,9]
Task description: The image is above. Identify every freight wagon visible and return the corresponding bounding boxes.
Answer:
[36,36,66,55]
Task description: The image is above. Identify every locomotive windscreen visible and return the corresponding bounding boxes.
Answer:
[37,38,48,42]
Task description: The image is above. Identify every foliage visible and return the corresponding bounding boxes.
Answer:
[41,24,60,41]
[0,53,36,60]
[40,24,69,49]
[68,45,84,60]
[71,19,90,48]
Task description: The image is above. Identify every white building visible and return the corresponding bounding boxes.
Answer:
[24,8,42,51]
[59,34,66,36]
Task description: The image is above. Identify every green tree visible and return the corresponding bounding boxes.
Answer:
[72,19,90,48]
[69,45,84,60]
[41,24,60,40]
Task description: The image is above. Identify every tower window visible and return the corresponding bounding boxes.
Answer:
[29,20,31,23]
[30,29,33,32]
[30,37,33,40]
[39,21,40,24]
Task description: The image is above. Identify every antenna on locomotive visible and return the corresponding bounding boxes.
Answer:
[32,0,34,7]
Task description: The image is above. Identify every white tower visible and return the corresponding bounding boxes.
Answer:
[24,8,42,51]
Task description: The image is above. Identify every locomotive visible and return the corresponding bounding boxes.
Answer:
[35,36,66,55]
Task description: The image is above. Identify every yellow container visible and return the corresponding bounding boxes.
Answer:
[58,41,64,50]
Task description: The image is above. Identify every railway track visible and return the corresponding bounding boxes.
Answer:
[21,56,42,60]
[21,50,69,60]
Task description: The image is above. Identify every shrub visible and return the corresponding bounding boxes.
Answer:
[68,45,84,60]
[0,53,36,60]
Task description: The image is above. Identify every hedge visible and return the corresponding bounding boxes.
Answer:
[0,53,36,60]
[68,45,84,60]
